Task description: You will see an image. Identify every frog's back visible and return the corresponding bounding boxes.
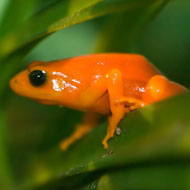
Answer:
[50,53,160,84]
[45,53,159,95]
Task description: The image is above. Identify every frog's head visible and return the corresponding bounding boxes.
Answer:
[10,61,66,105]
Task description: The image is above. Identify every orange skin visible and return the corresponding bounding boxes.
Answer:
[10,53,187,149]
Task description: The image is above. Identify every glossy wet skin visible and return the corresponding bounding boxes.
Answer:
[10,53,187,114]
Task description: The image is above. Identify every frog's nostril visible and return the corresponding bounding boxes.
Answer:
[14,79,18,84]
[10,77,18,90]
[12,79,18,86]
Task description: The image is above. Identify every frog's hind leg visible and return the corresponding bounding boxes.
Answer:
[142,75,188,105]
[60,112,98,150]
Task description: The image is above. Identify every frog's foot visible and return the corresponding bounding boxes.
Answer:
[102,110,125,149]
[60,124,92,150]
[102,116,116,149]
[102,134,111,149]
[60,112,98,151]
[116,97,144,109]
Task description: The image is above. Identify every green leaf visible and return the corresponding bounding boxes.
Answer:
[0,0,41,54]
[18,93,190,189]
[95,0,169,52]
[0,0,168,58]
[0,110,14,190]
[0,0,169,99]
[96,163,190,190]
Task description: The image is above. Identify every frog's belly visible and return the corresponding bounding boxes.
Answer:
[89,93,110,115]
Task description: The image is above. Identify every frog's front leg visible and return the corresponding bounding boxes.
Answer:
[61,69,131,150]
[60,112,99,150]
[102,69,126,149]
[77,69,129,149]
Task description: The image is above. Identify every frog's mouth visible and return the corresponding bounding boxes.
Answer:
[10,71,59,104]
[34,98,57,105]
[10,71,27,96]
[10,78,58,105]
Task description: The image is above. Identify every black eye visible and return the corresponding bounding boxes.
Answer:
[29,70,47,87]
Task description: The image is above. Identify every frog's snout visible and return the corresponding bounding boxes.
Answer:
[10,75,21,95]
[10,77,18,87]
[9,71,27,95]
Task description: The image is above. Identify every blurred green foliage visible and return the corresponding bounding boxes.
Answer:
[0,0,189,189]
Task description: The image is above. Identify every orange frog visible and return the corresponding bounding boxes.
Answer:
[10,53,187,150]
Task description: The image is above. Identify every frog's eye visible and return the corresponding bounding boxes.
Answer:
[29,70,47,87]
